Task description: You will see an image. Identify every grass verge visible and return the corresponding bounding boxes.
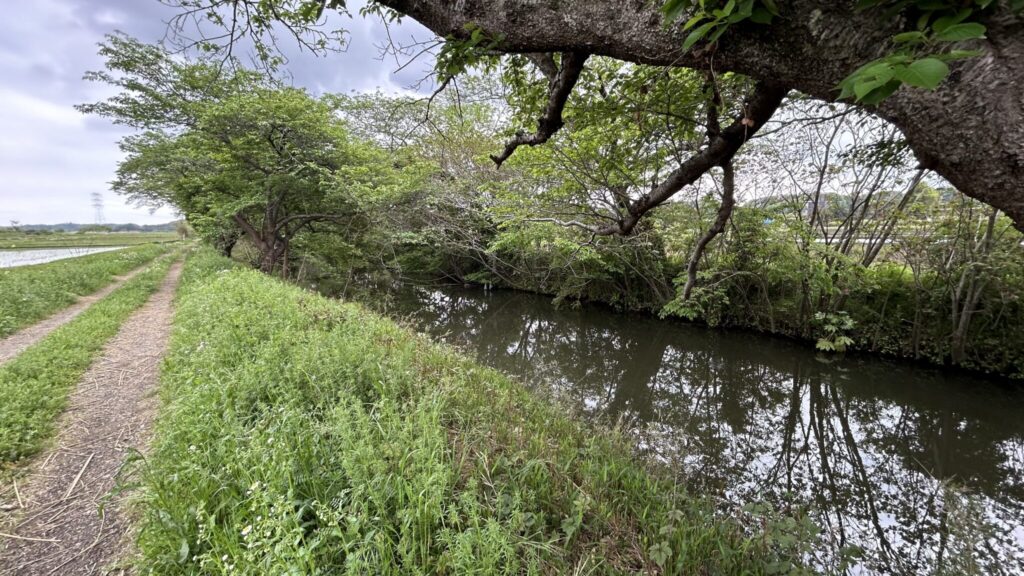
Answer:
[0,243,170,338]
[0,251,179,468]
[135,248,817,574]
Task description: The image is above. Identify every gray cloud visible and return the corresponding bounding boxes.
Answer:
[0,0,435,225]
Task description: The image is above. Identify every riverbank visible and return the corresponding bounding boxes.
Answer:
[349,280,1024,574]
[133,249,816,573]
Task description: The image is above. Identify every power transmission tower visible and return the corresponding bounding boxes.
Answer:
[91,192,105,225]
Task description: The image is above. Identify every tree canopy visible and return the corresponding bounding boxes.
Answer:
[158,0,1024,231]
[80,35,412,273]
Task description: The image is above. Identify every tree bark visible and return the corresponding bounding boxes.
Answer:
[378,0,1024,228]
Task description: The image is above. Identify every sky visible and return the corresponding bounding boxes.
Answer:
[0,0,434,225]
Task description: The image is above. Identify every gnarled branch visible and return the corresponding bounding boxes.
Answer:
[490,51,589,167]
[682,161,736,300]
[590,81,788,236]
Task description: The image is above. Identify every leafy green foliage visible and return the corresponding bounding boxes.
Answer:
[839,0,996,103]
[662,0,779,51]
[0,251,178,466]
[660,0,1016,104]
[0,244,169,338]
[134,249,814,574]
[813,311,856,352]
[82,36,415,274]
[436,22,506,79]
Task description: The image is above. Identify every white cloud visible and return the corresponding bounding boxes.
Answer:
[0,0,435,225]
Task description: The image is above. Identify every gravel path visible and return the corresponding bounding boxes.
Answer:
[0,261,182,575]
[0,265,151,365]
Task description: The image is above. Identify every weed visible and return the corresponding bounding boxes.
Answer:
[135,249,814,574]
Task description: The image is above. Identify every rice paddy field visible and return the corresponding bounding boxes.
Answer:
[0,231,178,250]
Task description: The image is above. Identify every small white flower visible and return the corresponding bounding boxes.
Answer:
[241,524,252,537]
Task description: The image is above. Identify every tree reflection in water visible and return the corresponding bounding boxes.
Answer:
[361,284,1024,574]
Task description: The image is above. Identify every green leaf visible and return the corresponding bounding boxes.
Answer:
[750,6,774,23]
[892,31,926,44]
[662,0,690,22]
[932,9,972,34]
[682,21,716,51]
[937,49,984,61]
[934,22,986,42]
[858,79,902,105]
[894,58,949,89]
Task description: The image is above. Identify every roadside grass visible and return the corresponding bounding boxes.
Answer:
[0,231,179,249]
[135,248,817,574]
[0,252,179,469]
[0,244,169,338]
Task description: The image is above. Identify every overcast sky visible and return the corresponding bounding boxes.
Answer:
[0,0,433,225]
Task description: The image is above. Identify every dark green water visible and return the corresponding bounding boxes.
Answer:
[357,284,1024,574]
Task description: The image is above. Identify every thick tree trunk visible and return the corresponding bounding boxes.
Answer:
[379,0,1024,227]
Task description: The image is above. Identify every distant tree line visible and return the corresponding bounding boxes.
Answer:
[4,222,181,233]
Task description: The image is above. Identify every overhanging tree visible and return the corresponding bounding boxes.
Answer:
[160,0,1024,230]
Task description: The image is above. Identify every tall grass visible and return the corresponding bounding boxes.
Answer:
[136,248,817,574]
[0,243,169,337]
[0,252,178,466]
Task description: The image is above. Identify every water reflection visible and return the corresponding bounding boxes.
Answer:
[358,284,1024,575]
[0,246,128,268]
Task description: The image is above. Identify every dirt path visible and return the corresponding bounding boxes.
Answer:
[0,264,152,365]
[0,261,183,576]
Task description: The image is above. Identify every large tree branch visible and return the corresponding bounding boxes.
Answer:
[273,212,354,236]
[232,212,263,245]
[377,0,1024,229]
[490,51,589,167]
[590,82,788,236]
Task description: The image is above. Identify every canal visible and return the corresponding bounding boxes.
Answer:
[359,283,1024,574]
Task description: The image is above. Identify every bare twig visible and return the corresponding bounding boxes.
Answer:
[14,479,24,508]
[63,453,95,501]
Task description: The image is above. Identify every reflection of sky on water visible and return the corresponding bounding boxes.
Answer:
[360,284,1024,575]
[0,246,126,268]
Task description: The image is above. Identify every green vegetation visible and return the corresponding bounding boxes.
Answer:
[135,249,817,574]
[0,244,169,338]
[0,252,178,467]
[80,34,417,273]
[78,30,1024,377]
[0,230,178,249]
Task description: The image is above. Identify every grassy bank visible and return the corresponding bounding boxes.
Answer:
[0,231,179,249]
[135,248,815,574]
[0,252,178,467]
[0,243,170,338]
